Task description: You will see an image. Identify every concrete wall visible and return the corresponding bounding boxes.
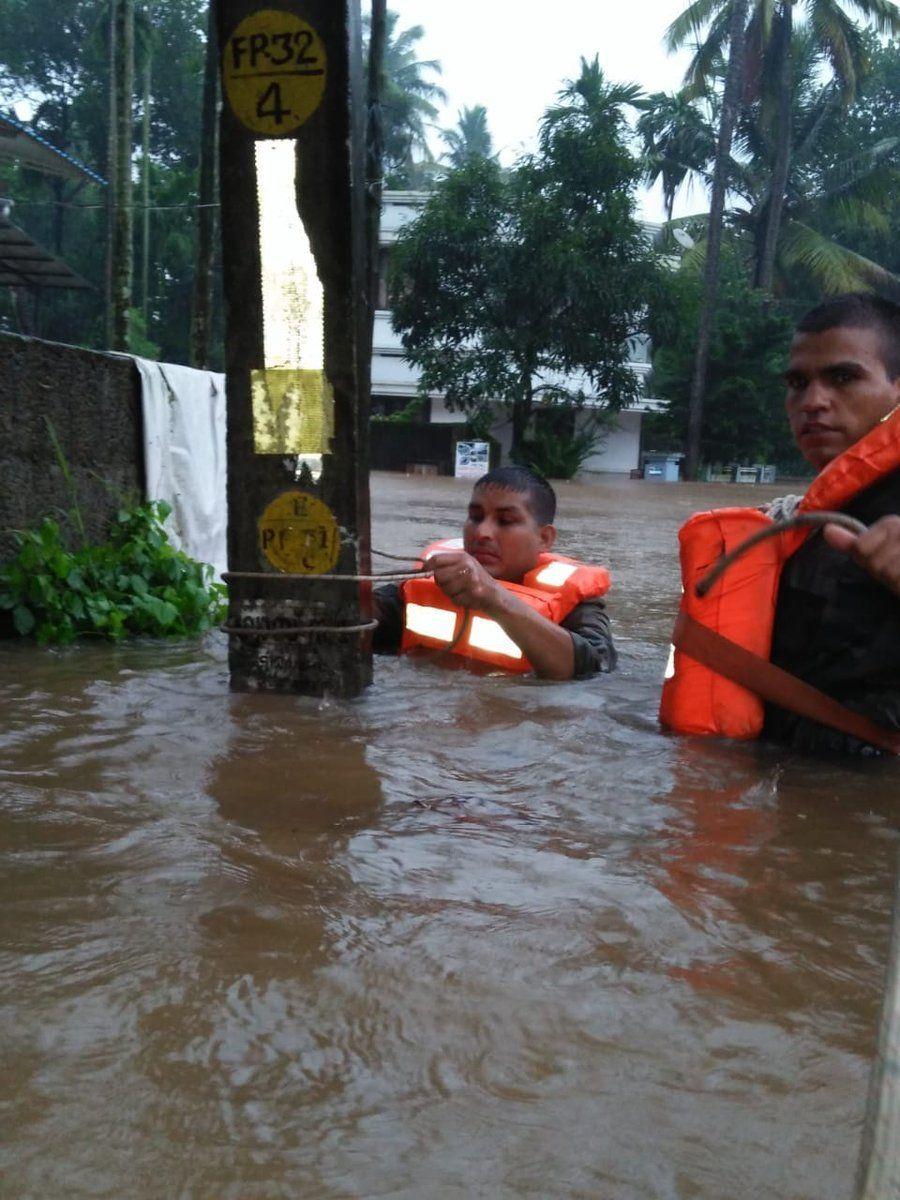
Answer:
[0,333,143,562]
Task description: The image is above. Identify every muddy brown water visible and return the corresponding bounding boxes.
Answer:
[1,472,898,1200]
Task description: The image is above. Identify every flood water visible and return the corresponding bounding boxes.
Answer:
[1,472,898,1199]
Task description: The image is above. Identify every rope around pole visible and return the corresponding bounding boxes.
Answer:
[221,550,472,653]
[221,619,379,637]
[696,511,868,598]
[221,569,430,584]
[371,548,427,564]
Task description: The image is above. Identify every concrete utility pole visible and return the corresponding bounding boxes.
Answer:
[215,0,372,697]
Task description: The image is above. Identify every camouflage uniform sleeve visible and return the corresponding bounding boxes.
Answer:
[560,599,618,678]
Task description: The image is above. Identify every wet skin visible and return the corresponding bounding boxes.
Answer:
[784,326,900,470]
[783,324,900,597]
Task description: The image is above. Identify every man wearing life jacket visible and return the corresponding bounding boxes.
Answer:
[661,293,900,753]
[373,466,617,679]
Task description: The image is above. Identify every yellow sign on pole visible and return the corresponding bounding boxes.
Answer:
[251,368,334,455]
[223,10,327,137]
[258,490,340,575]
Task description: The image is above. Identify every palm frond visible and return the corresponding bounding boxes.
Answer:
[665,0,731,51]
[807,0,862,98]
[679,4,738,96]
[793,79,840,159]
[778,218,900,295]
[815,137,900,199]
[828,196,892,235]
[837,0,900,37]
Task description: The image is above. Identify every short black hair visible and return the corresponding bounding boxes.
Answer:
[796,293,900,379]
[472,465,557,525]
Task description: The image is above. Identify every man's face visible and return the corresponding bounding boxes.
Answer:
[463,485,554,581]
[785,325,900,470]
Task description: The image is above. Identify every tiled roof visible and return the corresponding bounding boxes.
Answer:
[0,212,91,289]
[0,111,106,186]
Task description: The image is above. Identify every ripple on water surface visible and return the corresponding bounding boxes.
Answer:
[1,475,899,1198]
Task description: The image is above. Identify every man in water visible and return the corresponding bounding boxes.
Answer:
[373,465,616,679]
[765,293,900,749]
[664,292,900,752]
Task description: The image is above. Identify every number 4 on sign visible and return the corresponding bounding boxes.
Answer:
[256,82,292,124]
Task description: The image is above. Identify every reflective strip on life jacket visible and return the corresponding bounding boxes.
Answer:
[404,603,458,643]
[468,615,524,660]
[660,407,900,739]
[532,561,578,588]
[400,542,610,672]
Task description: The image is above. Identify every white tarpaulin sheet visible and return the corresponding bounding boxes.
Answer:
[134,357,227,579]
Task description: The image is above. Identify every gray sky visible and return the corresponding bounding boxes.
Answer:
[389,0,704,222]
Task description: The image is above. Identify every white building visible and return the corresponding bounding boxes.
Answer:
[371,191,664,477]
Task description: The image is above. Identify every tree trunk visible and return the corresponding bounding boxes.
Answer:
[683,0,750,481]
[511,371,534,461]
[366,0,386,329]
[141,18,152,328]
[105,0,118,347]
[111,0,135,351]
[755,1,793,293]
[189,0,219,368]
[52,105,70,256]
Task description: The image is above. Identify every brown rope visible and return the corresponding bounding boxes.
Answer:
[221,619,378,637]
[222,549,474,658]
[222,569,430,584]
[371,548,427,564]
[696,510,868,597]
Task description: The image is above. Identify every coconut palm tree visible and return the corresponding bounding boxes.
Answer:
[363,9,445,188]
[666,0,900,292]
[641,37,900,298]
[107,0,134,351]
[441,105,494,169]
[637,90,718,220]
[190,0,217,369]
[99,0,152,350]
[669,0,751,479]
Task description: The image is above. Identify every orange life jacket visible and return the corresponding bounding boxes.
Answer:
[400,538,611,672]
[659,407,900,739]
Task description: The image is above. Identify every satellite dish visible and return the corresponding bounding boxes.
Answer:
[673,228,695,250]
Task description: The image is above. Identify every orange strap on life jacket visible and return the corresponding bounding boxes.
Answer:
[400,540,611,672]
[673,612,900,754]
[660,408,900,740]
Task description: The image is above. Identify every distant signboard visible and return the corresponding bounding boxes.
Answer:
[454,441,490,479]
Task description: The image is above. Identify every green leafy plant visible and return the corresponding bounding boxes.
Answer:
[515,406,611,479]
[0,500,226,645]
[371,396,427,424]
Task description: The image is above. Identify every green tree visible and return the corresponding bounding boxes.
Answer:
[0,0,217,364]
[806,32,900,288]
[666,0,900,291]
[108,0,135,350]
[441,104,493,169]
[640,41,900,299]
[391,59,659,463]
[364,9,445,188]
[674,0,749,479]
[189,0,218,368]
[637,90,717,220]
[646,253,800,468]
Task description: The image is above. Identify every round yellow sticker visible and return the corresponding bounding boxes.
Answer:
[258,490,340,575]
[223,10,327,137]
